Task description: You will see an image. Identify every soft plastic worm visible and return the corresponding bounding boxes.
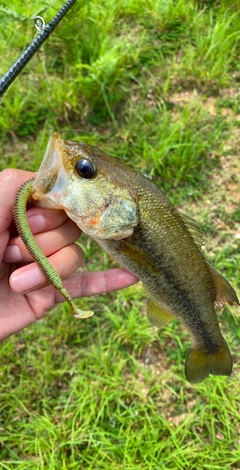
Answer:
[13,178,94,319]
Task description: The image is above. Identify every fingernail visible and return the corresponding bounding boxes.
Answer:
[11,268,43,293]
[4,244,22,262]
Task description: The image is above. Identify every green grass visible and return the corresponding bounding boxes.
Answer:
[0,0,240,468]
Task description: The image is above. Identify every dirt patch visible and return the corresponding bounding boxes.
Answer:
[170,88,240,120]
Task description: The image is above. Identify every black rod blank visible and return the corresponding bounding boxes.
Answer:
[0,0,78,97]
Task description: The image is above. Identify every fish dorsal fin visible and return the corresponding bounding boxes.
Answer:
[206,262,239,307]
[147,299,175,328]
[177,210,205,249]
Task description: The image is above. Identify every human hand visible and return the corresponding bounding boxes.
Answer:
[0,169,139,340]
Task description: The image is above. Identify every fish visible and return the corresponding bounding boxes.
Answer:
[20,132,239,383]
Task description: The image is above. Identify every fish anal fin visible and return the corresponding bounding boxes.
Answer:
[177,210,205,249]
[147,299,174,328]
[207,262,239,307]
[185,341,233,384]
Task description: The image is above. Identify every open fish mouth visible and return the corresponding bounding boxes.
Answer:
[31,133,69,209]
[31,133,139,239]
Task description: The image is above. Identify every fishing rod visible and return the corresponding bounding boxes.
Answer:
[0,0,78,97]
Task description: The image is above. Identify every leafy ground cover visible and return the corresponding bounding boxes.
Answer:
[0,0,240,468]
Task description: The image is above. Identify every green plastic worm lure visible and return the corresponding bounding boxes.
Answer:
[13,178,94,319]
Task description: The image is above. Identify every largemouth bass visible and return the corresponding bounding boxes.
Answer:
[15,133,239,383]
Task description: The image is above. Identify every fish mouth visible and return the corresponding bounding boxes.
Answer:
[31,133,68,209]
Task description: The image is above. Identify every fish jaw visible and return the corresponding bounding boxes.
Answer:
[31,133,67,209]
[31,133,139,239]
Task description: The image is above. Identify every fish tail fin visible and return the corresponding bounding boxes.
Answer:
[185,341,232,384]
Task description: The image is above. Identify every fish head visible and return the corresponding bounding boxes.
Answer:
[32,133,139,239]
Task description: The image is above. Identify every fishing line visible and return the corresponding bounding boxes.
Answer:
[0,0,78,98]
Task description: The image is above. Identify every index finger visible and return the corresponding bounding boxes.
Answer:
[0,169,35,234]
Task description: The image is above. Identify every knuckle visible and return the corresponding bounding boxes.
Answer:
[0,169,35,193]
[0,168,18,187]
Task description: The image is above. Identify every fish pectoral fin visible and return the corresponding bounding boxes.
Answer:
[118,241,157,271]
[147,299,174,328]
[185,341,232,384]
[119,242,174,328]
[206,262,239,307]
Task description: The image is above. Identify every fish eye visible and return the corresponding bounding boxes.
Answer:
[75,159,95,179]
